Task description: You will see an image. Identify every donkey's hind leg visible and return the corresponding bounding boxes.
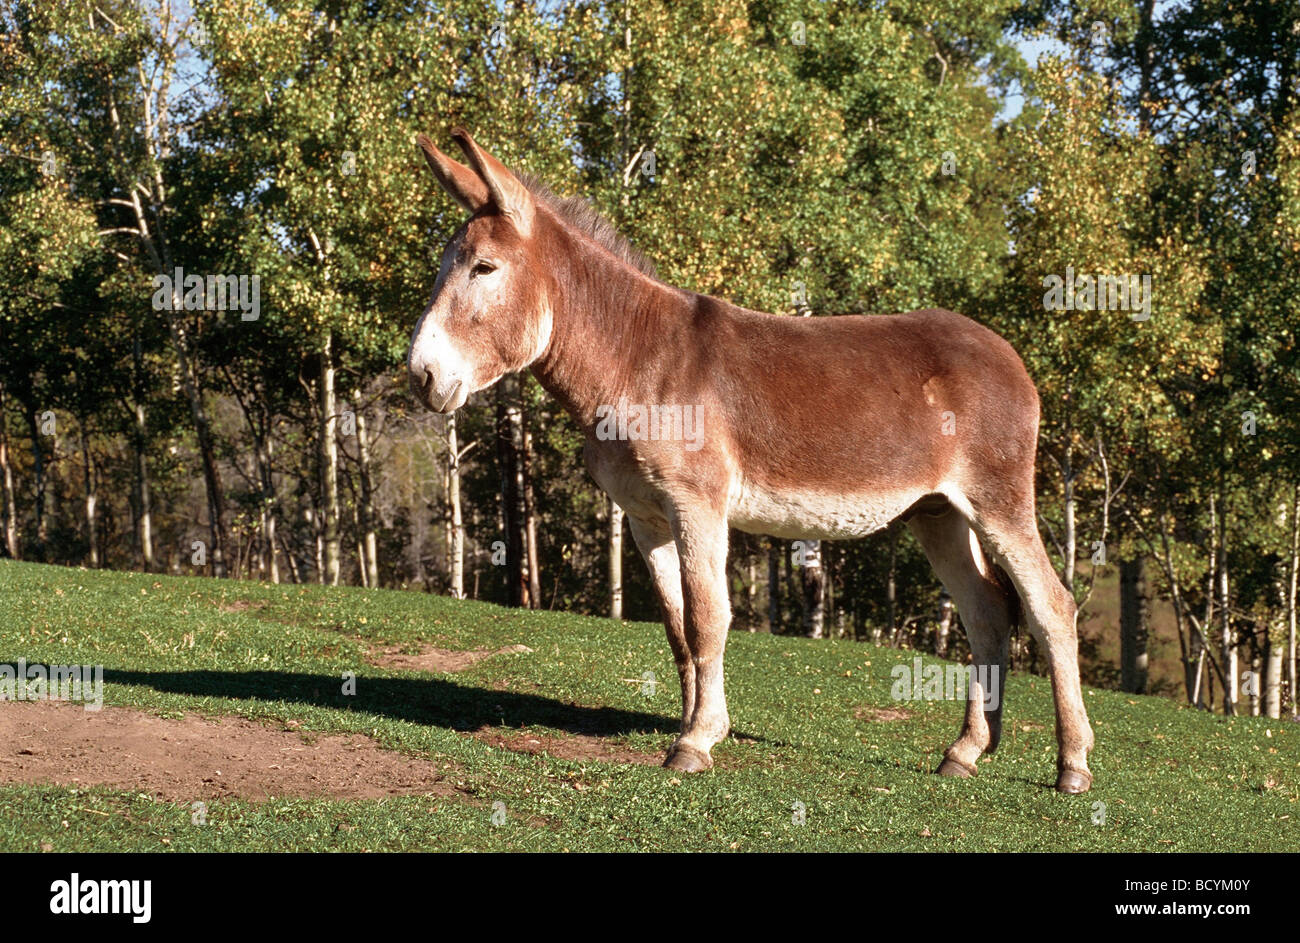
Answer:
[907,508,1014,778]
[969,508,1094,794]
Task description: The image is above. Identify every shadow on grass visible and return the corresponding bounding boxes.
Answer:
[78,665,683,739]
[1,655,776,746]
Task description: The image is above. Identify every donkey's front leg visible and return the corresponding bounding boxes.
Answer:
[626,515,693,733]
[663,511,731,773]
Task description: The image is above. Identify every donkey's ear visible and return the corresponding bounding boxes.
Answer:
[449,127,535,236]
[416,133,490,213]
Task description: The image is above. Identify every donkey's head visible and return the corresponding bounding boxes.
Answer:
[408,129,552,413]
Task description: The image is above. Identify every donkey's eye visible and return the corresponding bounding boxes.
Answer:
[470,260,497,277]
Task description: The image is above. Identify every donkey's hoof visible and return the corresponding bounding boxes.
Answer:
[1056,768,1092,794]
[935,756,977,778]
[663,743,713,773]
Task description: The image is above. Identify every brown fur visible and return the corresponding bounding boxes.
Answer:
[407,130,1095,793]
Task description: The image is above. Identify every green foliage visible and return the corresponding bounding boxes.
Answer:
[0,0,1297,712]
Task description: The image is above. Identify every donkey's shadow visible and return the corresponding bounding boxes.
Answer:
[88,665,682,740]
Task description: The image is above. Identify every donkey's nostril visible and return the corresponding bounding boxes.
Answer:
[410,362,434,406]
[412,362,463,412]
[416,364,449,411]
[422,366,439,403]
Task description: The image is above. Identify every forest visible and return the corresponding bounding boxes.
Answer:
[1,0,1297,718]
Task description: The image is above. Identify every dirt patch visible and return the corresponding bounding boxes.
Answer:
[367,642,533,674]
[854,705,913,722]
[473,726,661,766]
[0,700,461,802]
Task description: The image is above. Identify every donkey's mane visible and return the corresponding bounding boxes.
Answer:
[517,171,658,279]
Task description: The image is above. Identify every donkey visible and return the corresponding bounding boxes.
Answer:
[408,128,1095,794]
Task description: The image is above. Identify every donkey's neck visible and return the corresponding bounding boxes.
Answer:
[530,224,693,432]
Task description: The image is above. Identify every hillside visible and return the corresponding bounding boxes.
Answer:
[0,559,1295,852]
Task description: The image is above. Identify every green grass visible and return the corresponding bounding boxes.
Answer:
[1,558,1296,852]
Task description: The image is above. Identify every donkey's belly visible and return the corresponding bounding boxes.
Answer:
[727,479,928,540]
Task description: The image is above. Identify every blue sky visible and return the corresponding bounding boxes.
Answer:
[1001,34,1072,122]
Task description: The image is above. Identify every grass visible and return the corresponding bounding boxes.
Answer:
[0,558,1296,852]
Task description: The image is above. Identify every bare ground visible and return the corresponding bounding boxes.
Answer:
[854,705,914,722]
[472,726,662,766]
[0,700,462,802]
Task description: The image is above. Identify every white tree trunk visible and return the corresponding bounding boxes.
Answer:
[935,589,953,657]
[319,333,340,585]
[609,498,624,620]
[81,425,97,568]
[0,413,17,559]
[132,333,154,570]
[355,395,379,589]
[1063,465,1077,591]
[1288,484,1298,717]
[1264,614,1284,719]
[259,433,279,584]
[1218,514,1236,714]
[802,539,825,639]
[446,414,464,600]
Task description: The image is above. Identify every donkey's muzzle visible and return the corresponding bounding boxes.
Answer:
[413,364,465,414]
